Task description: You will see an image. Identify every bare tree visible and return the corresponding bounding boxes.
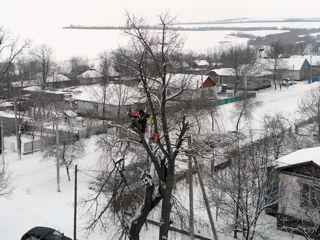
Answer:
[69,56,90,80]
[267,40,284,90]
[298,85,320,142]
[206,132,278,240]
[98,52,112,119]
[17,56,39,84]
[46,131,83,181]
[0,163,11,197]
[84,12,191,240]
[0,27,31,97]
[31,44,53,89]
[263,113,291,160]
[220,45,256,95]
[233,97,260,133]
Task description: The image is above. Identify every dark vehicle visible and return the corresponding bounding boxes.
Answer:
[21,226,72,240]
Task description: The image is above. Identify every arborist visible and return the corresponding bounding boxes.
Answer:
[128,109,150,135]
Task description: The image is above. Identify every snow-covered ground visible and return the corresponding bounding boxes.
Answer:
[5,20,320,60]
[214,81,320,133]
[1,81,319,240]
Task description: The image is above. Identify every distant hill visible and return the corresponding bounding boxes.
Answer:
[63,18,320,32]
[173,18,320,26]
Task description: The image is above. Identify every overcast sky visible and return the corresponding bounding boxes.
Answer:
[2,0,320,30]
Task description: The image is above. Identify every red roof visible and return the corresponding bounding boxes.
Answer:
[203,76,216,88]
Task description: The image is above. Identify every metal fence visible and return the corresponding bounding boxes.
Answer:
[217,92,256,105]
[23,136,56,154]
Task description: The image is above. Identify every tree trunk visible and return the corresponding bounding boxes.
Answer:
[129,184,162,240]
[66,165,70,181]
[159,162,175,240]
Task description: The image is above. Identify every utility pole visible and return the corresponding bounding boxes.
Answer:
[244,73,247,96]
[56,119,61,192]
[0,118,4,164]
[310,53,313,82]
[74,164,78,240]
[193,156,219,240]
[14,99,21,160]
[148,115,155,179]
[188,136,194,240]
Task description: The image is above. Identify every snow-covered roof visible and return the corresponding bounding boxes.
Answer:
[291,55,320,66]
[211,64,273,77]
[211,68,236,76]
[194,59,209,67]
[11,79,40,87]
[177,61,189,68]
[168,74,207,90]
[78,69,103,79]
[23,86,66,95]
[276,146,320,168]
[68,84,143,105]
[0,102,13,107]
[63,110,78,118]
[285,56,310,70]
[257,57,309,71]
[23,86,42,92]
[47,74,71,83]
[138,74,206,90]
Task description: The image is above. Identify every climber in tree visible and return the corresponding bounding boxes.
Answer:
[128,109,149,135]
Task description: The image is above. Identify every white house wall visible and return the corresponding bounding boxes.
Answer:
[283,70,301,81]
[279,172,320,222]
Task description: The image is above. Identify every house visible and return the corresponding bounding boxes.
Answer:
[77,69,103,85]
[178,61,189,69]
[259,57,310,81]
[208,67,272,91]
[274,147,320,238]
[11,79,41,88]
[23,86,66,103]
[68,83,145,120]
[194,59,210,69]
[46,74,73,88]
[291,55,320,68]
[285,57,311,81]
[138,74,217,102]
[292,55,320,82]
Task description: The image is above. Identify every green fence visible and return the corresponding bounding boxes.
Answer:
[217,92,256,105]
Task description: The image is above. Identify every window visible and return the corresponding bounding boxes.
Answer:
[300,183,320,208]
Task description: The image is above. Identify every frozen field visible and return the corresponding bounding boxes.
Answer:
[4,20,320,60]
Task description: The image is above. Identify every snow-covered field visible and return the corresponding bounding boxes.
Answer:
[0,81,319,240]
[5,20,320,61]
